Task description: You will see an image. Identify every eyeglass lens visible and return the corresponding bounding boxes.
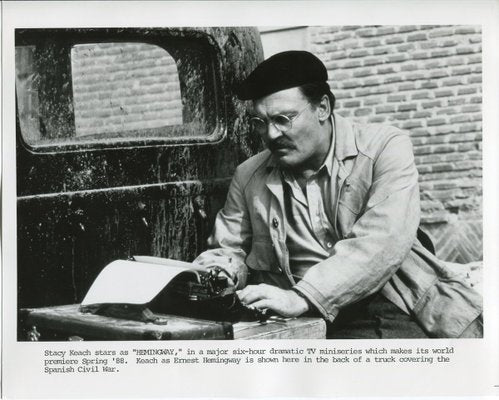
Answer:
[250,115,292,135]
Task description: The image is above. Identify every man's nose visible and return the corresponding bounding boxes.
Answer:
[266,122,283,141]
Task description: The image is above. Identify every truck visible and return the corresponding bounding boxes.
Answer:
[16,27,264,327]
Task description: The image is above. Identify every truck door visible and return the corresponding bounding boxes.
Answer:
[15,27,263,310]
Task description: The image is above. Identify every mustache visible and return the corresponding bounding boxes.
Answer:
[268,137,295,152]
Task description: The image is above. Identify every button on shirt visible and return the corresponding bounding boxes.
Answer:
[281,128,340,282]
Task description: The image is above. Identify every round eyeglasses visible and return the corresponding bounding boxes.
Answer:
[249,103,311,136]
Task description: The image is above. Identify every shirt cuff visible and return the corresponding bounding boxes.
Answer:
[291,288,318,316]
[293,280,339,323]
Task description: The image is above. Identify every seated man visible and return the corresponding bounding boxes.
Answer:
[195,51,482,338]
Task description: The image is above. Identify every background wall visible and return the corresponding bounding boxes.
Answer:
[261,25,482,263]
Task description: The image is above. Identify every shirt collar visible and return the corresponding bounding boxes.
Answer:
[333,113,358,161]
[321,118,335,176]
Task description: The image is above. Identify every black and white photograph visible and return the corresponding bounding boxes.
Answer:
[15,24,483,340]
[3,1,499,399]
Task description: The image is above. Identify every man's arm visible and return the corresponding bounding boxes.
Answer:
[294,131,420,322]
[193,166,252,289]
[195,167,310,316]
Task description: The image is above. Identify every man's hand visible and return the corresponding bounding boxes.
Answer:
[237,284,309,317]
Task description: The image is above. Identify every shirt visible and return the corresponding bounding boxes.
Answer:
[281,123,340,280]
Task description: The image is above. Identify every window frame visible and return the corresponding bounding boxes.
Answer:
[15,28,227,154]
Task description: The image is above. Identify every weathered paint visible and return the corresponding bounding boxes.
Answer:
[16,27,264,309]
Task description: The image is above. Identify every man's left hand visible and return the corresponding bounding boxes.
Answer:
[237,284,309,317]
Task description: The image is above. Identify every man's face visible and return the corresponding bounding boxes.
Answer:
[251,87,330,171]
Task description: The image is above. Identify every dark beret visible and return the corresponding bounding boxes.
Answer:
[235,50,328,100]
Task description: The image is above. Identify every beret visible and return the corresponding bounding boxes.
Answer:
[235,50,328,100]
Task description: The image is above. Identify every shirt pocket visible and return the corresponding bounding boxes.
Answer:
[245,235,279,272]
[337,178,368,237]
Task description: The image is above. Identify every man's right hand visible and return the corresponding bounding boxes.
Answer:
[237,283,309,317]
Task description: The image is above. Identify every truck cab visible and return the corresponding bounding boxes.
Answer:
[16,27,264,316]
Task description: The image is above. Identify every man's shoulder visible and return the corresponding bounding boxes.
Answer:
[342,116,410,160]
[234,149,272,186]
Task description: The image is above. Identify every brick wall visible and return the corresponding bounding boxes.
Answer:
[309,25,482,262]
[71,42,182,136]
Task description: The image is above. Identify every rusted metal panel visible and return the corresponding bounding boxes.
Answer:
[16,27,264,309]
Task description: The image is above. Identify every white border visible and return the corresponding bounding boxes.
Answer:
[3,1,499,398]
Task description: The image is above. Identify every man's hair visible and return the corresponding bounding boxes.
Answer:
[298,82,335,116]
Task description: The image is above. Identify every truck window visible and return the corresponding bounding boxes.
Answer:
[15,36,221,150]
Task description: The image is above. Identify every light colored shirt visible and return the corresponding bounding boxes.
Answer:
[281,124,340,280]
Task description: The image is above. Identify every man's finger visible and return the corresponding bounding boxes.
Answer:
[237,283,271,296]
[249,299,274,311]
[236,285,253,301]
[237,290,264,305]
[237,285,270,304]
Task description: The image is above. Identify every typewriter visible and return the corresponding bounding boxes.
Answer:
[79,256,268,324]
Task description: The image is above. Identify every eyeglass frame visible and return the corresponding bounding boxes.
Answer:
[248,102,312,136]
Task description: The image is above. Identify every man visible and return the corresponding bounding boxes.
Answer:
[194,51,482,338]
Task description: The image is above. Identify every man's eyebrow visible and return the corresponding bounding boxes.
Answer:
[248,111,293,120]
[269,109,297,118]
[268,108,299,117]
[248,113,264,119]
[249,105,299,118]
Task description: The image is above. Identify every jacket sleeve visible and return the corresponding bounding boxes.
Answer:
[294,131,420,322]
[193,166,251,289]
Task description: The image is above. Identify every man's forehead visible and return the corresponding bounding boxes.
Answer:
[251,87,307,114]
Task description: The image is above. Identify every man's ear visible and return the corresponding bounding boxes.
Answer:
[317,94,331,122]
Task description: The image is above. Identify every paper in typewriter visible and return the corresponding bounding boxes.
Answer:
[81,259,200,306]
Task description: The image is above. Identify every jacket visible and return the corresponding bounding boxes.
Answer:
[194,114,482,338]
